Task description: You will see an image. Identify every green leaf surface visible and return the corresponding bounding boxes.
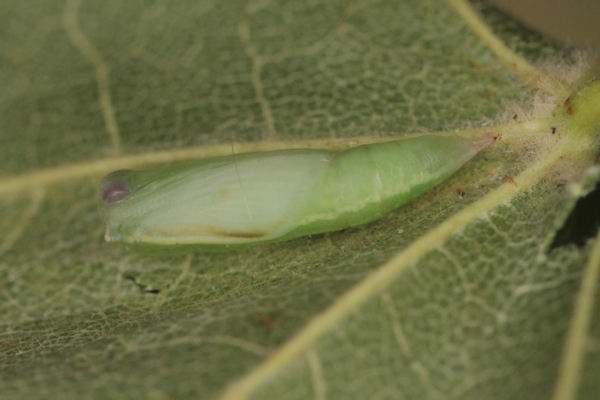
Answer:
[1,0,599,399]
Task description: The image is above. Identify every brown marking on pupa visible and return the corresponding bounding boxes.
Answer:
[148,226,269,239]
[211,229,268,239]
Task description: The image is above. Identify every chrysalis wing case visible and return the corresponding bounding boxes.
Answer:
[101,135,493,251]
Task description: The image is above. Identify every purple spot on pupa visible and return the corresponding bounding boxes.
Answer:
[102,179,130,205]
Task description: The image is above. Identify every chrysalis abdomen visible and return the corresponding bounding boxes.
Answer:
[286,135,488,238]
[101,135,491,251]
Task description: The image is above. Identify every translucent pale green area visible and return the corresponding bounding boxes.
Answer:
[1,1,599,400]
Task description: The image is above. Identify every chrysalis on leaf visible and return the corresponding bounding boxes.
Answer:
[101,135,493,252]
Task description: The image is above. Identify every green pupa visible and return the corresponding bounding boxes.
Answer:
[101,135,493,251]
